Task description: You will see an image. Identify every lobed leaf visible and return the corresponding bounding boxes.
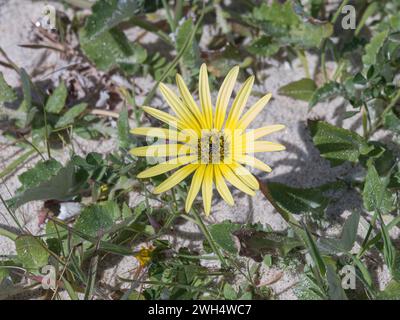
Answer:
[279,78,317,101]
[0,72,16,104]
[308,120,372,166]
[55,103,88,128]
[45,81,68,114]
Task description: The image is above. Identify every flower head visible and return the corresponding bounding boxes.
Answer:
[134,246,154,267]
[130,64,285,215]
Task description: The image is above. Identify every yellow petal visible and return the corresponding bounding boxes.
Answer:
[214,66,239,130]
[202,165,213,216]
[237,93,272,130]
[229,162,259,190]
[242,124,285,141]
[142,106,184,130]
[137,155,197,178]
[176,74,207,128]
[235,155,272,173]
[214,165,234,206]
[225,76,254,129]
[199,64,213,129]
[250,141,286,153]
[153,164,198,194]
[130,127,186,142]
[130,144,192,157]
[219,164,255,196]
[159,83,201,132]
[185,165,207,213]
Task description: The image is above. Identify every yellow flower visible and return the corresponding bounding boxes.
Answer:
[134,246,154,267]
[130,64,285,215]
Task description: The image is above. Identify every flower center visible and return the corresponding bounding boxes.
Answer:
[197,130,229,164]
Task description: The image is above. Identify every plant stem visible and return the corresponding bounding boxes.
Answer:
[130,16,174,47]
[320,40,329,82]
[332,60,346,81]
[368,89,400,137]
[331,0,350,24]
[190,207,227,267]
[0,227,18,241]
[174,0,184,25]
[64,0,93,9]
[0,193,23,230]
[0,149,35,180]
[296,49,311,79]
[162,0,176,32]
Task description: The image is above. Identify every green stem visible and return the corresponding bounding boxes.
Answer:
[162,0,176,32]
[0,191,24,230]
[331,0,350,24]
[64,0,93,9]
[190,207,227,267]
[0,149,35,180]
[357,212,378,259]
[130,16,174,47]
[296,49,311,79]
[43,107,51,159]
[361,104,369,138]
[332,60,346,81]
[321,40,329,82]
[174,0,184,25]
[0,227,18,241]
[369,89,400,137]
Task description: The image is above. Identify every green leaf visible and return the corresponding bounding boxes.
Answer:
[223,283,237,300]
[363,163,395,214]
[20,68,32,111]
[355,2,378,36]
[339,211,360,251]
[266,182,329,217]
[18,159,62,190]
[84,0,145,39]
[45,81,67,114]
[278,78,317,101]
[352,256,373,287]
[79,28,147,73]
[378,211,396,272]
[73,201,120,244]
[176,18,200,78]
[308,120,372,166]
[377,280,400,300]
[8,161,88,209]
[291,21,333,48]
[253,2,298,27]
[318,211,360,254]
[16,68,35,127]
[234,228,302,259]
[117,106,130,149]
[309,82,344,108]
[45,220,68,255]
[55,103,88,128]
[326,264,347,300]
[384,110,400,134]
[246,36,280,57]
[0,149,36,180]
[252,2,333,49]
[0,261,11,282]
[362,30,389,68]
[0,72,16,104]
[303,223,326,276]
[209,221,240,254]
[15,235,49,273]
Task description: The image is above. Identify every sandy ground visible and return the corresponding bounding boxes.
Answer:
[0,0,396,299]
